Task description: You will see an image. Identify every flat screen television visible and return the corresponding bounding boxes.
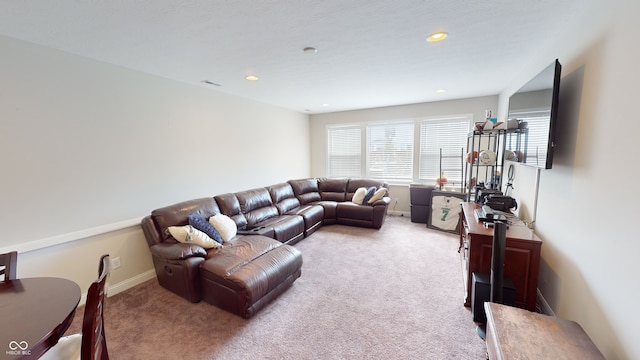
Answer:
[505,59,561,169]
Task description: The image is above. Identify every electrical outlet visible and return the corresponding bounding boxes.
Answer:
[111,257,122,270]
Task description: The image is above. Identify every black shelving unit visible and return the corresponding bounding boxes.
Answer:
[464,130,508,202]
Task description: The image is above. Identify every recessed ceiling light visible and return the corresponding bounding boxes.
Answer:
[322,103,330,107]
[436,89,447,94]
[245,75,259,81]
[303,47,318,53]
[427,32,448,42]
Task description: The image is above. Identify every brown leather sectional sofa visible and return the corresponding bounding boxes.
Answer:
[141,177,390,318]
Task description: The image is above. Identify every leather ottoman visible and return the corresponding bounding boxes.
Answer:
[199,235,303,318]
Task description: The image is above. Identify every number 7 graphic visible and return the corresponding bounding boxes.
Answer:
[441,208,450,222]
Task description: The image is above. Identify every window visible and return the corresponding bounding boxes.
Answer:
[366,122,414,180]
[509,109,550,167]
[418,116,470,183]
[327,115,471,182]
[327,126,361,177]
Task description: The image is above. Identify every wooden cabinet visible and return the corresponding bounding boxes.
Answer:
[460,202,542,311]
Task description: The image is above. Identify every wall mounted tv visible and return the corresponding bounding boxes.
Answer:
[505,59,561,169]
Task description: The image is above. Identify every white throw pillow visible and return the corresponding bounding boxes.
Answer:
[167,225,189,242]
[352,187,367,204]
[168,225,223,249]
[208,214,238,243]
[368,187,387,204]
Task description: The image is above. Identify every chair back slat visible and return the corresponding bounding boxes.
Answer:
[0,251,18,281]
[81,254,110,360]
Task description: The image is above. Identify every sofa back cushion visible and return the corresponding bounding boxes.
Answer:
[288,178,321,205]
[346,179,388,201]
[318,178,348,201]
[151,198,221,243]
[214,193,248,229]
[268,183,301,214]
[235,187,280,225]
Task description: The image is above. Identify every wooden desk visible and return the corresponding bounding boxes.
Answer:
[0,277,81,359]
[459,202,542,311]
[485,302,605,359]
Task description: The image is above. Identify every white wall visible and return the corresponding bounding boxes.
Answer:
[498,1,639,358]
[0,35,310,295]
[309,96,498,213]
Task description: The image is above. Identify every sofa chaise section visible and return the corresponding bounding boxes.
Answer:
[200,235,302,319]
[141,197,303,318]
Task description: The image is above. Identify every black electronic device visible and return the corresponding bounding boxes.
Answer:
[475,188,502,204]
[505,59,562,169]
[474,205,507,223]
[483,194,518,212]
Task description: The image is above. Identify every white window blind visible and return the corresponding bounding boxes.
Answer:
[327,126,361,177]
[419,116,470,183]
[366,122,414,180]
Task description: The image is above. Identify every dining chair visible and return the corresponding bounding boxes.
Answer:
[40,254,111,360]
[0,251,18,281]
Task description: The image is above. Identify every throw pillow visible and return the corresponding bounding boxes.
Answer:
[362,186,377,205]
[167,225,189,242]
[167,225,223,249]
[188,213,223,244]
[368,187,387,204]
[352,187,367,204]
[208,214,238,243]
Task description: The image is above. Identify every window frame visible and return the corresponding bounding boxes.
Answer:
[326,114,472,183]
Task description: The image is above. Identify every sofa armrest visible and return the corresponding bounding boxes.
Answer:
[149,243,207,260]
[371,197,391,206]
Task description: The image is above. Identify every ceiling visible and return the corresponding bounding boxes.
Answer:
[0,1,595,114]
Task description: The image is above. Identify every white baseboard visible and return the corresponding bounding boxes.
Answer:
[388,210,411,217]
[536,289,556,316]
[108,269,157,297]
[77,269,156,306]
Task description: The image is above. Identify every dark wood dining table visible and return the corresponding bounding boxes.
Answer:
[0,277,81,359]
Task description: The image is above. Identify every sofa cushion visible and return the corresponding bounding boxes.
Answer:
[188,213,223,244]
[214,193,248,229]
[268,183,302,214]
[318,178,348,201]
[352,187,367,204]
[236,188,280,225]
[336,202,374,221]
[288,178,321,205]
[167,225,223,249]
[209,214,238,243]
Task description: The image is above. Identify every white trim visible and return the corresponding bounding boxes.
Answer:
[106,269,156,298]
[76,270,157,307]
[0,217,144,254]
[537,288,556,316]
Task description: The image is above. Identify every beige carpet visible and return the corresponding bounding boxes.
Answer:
[66,215,487,359]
